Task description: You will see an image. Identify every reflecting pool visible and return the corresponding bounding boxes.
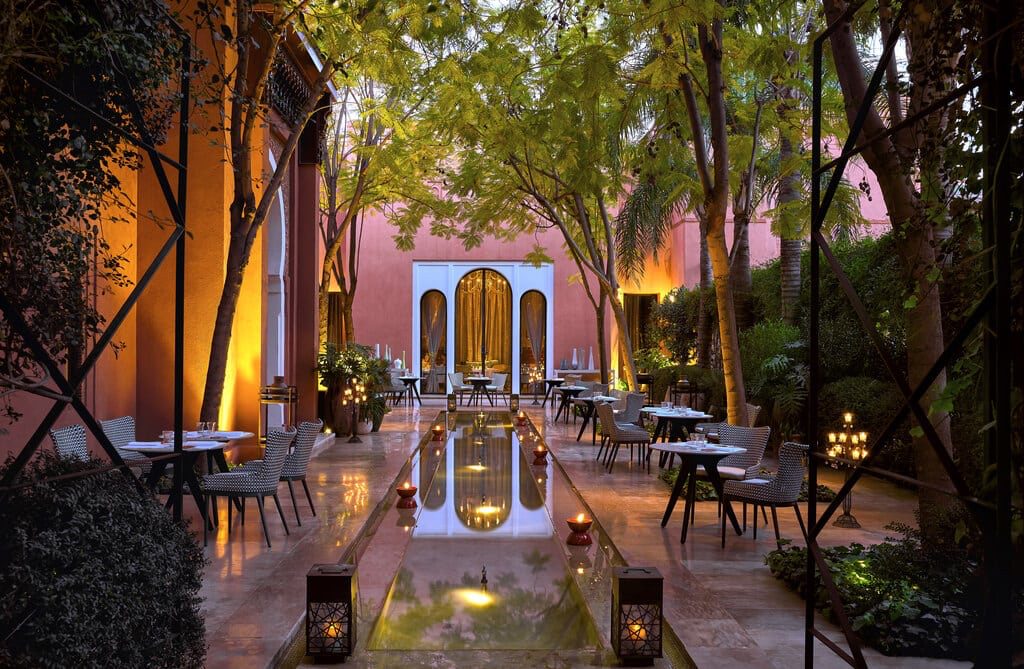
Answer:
[368,412,599,651]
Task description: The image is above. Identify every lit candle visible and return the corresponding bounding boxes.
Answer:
[859,431,868,442]
[576,513,586,523]
[839,432,847,443]
[325,622,340,638]
[843,412,854,424]
[628,622,647,640]
[402,481,411,490]
[828,432,837,443]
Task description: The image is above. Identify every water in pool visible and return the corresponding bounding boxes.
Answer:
[368,412,599,651]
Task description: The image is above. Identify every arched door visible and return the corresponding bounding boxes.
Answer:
[519,291,546,394]
[420,290,447,393]
[455,269,511,387]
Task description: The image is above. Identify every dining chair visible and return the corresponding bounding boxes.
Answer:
[448,372,471,404]
[49,424,89,462]
[614,392,645,425]
[487,372,508,405]
[203,427,296,548]
[100,415,155,475]
[596,402,650,472]
[238,419,323,526]
[693,424,771,522]
[720,441,808,550]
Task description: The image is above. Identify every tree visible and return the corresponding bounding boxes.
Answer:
[819,0,967,538]
[319,36,449,351]
[194,0,402,422]
[401,2,643,388]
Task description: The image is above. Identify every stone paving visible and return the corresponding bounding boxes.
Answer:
[193,400,970,668]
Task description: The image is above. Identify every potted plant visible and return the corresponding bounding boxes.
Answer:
[318,343,393,434]
[360,357,392,431]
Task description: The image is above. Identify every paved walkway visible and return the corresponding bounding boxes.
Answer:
[195,401,969,668]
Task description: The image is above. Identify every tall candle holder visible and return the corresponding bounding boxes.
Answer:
[340,377,368,444]
[825,411,868,528]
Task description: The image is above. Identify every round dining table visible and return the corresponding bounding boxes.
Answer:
[650,441,746,543]
[541,378,565,407]
[465,376,493,406]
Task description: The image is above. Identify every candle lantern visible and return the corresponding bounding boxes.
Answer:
[396,482,418,509]
[510,394,520,412]
[825,411,867,528]
[306,563,356,662]
[447,393,458,413]
[612,566,663,665]
[532,444,549,466]
[431,424,445,441]
[566,513,593,546]
[516,409,529,426]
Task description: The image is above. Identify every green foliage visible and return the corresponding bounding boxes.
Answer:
[740,320,806,436]
[0,453,205,668]
[0,0,180,424]
[634,347,673,372]
[765,523,990,659]
[650,287,709,365]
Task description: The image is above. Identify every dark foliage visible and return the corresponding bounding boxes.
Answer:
[765,522,995,659]
[0,0,181,423]
[0,453,206,668]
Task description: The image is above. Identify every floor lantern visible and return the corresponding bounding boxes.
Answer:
[510,394,520,412]
[306,563,356,662]
[446,393,458,412]
[612,566,663,665]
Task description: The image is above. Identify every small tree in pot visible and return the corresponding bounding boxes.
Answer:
[317,344,391,434]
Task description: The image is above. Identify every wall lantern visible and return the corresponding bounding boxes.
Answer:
[612,566,663,665]
[447,393,458,413]
[306,563,356,662]
[510,394,520,412]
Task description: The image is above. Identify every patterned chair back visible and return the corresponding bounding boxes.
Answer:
[715,424,771,472]
[745,403,762,427]
[50,424,89,462]
[252,428,296,493]
[390,371,404,391]
[282,420,322,479]
[620,392,645,424]
[100,416,136,449]
[771,442,809,503]
[598,402,647,442]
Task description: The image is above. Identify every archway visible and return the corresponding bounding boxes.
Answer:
[454,269,511,388]
[262,150,286,428]
[519,290,546,394]
[420,290,447,393]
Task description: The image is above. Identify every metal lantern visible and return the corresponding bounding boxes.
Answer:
[510,394,520,412]
[307,563,356,662]
[612,566,663,664]
[447,393,458,412]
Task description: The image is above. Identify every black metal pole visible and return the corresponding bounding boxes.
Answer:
[980,0,1012,663]
[172,35,191,522]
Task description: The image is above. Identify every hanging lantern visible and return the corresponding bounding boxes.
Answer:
[447,393,458,412]
[306,563,356,662]
[612,566,663,664]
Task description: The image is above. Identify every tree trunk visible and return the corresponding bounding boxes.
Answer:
[777,132,803,324]
[341,290,355,345]
[696,217,713,366]
[731,212,753,330]
[707,213,748,427]
[596,289,609,383]
[608,291,639,391]
[200,233,248,422]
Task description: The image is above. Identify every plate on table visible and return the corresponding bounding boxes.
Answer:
[209,431,249,440]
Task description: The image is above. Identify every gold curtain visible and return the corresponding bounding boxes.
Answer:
[455,270,512,374]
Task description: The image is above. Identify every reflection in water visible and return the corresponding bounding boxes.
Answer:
[369,413,598,651]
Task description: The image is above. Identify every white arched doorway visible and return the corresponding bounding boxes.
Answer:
[263,150,287,428]
[411,261,554,395]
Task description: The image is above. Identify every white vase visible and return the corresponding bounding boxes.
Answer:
[588,346,594,370]
[356,419,373,435]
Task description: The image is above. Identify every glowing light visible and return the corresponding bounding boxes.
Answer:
[466,464,487,472]
[476,504,501,515]
[324,622,341,638]
[577,567,585,575]
[575,513,587,523]
[628,623,647,640]
[454,588,495,607]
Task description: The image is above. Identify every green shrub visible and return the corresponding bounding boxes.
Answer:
[765,523,987,659]
[740,321,806,435]
[818,376,914,477]
[0,453,206,668]
[679,365,725,413]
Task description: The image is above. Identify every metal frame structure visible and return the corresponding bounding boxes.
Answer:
[807,1,1015,667]
[0,24,192,521]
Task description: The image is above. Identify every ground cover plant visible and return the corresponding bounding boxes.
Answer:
[765,522,987,659]
[0,453,206,668]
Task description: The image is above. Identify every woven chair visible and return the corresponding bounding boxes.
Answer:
[239,419,323,526]
[693,424,770,522]
[745,403,761,427]
[486,372,509,405]
[596,402,650,472]
[448,372,472,404]
[49,424,89,462]
[203,427,296,548]
[721,441,808,549]
[387,371,406,405]
[100,416,156,475]
[614,392,645,425]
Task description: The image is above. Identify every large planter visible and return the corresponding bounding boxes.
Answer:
[356,419,373,435]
